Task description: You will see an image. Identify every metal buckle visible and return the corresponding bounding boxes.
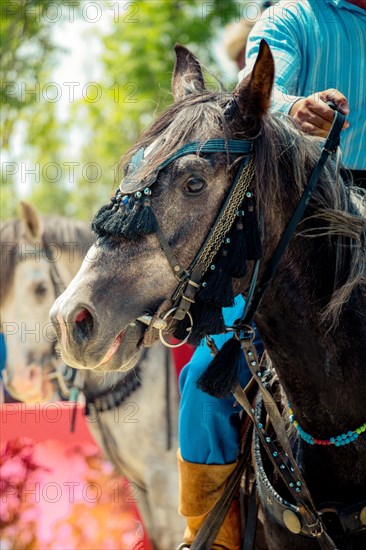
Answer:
[158,307,193,348]
[234,323,256,341]
[319,506,343,537]
[308,519,324,538]
[136,315,168,331]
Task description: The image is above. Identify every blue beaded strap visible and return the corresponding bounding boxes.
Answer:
[157,139,252,171]
[121,138,252,193]
[288,404,366,446]
[131,139,251,171]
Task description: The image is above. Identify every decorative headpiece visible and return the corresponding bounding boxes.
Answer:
[91,139,262,361]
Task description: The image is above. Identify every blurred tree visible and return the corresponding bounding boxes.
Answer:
[0,173,19,219]
[2,0,245,221]
[25,99,73,215]
[0,0,81,219]
[0,0,81,149]
[70,0,238,220]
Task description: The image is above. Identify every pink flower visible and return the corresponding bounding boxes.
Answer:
[0,457,27,484]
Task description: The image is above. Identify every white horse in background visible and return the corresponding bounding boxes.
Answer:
[0,202,185,549]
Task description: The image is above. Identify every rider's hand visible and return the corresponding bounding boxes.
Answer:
[290,88,350,138]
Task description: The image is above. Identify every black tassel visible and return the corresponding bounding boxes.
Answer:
[102,204,131,236]
[134,196,158,236]
[225,212,247,278]
[118,190,158,239]
[196,337,242,398]
[186,300,225,346]
[119,202,143,240]
[173,314,192,342]
[91,203,114,236]
[198,255,234,307]
[245,197,262,260]
[91,188,158,240]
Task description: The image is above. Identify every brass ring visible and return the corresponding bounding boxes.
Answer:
[158,308,193,348]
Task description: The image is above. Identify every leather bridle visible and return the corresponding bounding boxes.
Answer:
[124,138,255,345]
[195,109,366,549]
[134,109,345,348]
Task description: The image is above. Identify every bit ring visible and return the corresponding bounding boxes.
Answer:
[158,308,193,348]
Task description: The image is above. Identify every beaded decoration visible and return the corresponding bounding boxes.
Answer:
[91,186,157,240]
[288,404,366,446]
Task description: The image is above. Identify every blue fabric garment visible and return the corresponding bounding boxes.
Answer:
[0,333,6,380]
[179,295,263,464]
[239,0,366,170]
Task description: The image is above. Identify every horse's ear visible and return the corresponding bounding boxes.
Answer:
[19,201,44,244]
[233,39,274,119]
[172,44,206,101]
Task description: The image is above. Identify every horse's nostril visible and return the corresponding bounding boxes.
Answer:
[74,308,94,341]
[75,309,89,324]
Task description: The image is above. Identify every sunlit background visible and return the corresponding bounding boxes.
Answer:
[1,0,263,222]
[1,1,263,548]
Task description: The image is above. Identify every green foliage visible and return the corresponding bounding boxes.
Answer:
[0,176,19,220]
[0,0,72,149]
[1,0,81,219]
[71,0,238,219]
[2,0,240,221]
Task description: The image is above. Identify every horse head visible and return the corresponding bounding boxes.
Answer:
[1,202,92,402]
[51,39,365,386]
[50,41,275,373]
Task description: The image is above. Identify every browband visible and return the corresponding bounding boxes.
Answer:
[120,138,252,193]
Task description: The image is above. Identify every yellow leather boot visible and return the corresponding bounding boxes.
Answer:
[177,450,241,550]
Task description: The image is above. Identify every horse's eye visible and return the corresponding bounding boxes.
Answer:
[35,282,48,297]
[183,177,206,195]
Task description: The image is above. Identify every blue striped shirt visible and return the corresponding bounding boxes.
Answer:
[239,0,366,169]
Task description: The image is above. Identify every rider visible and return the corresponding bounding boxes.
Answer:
[239,0,366,187]
[177,295,263,549]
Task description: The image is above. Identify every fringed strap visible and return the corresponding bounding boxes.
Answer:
[234,335,339,550]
